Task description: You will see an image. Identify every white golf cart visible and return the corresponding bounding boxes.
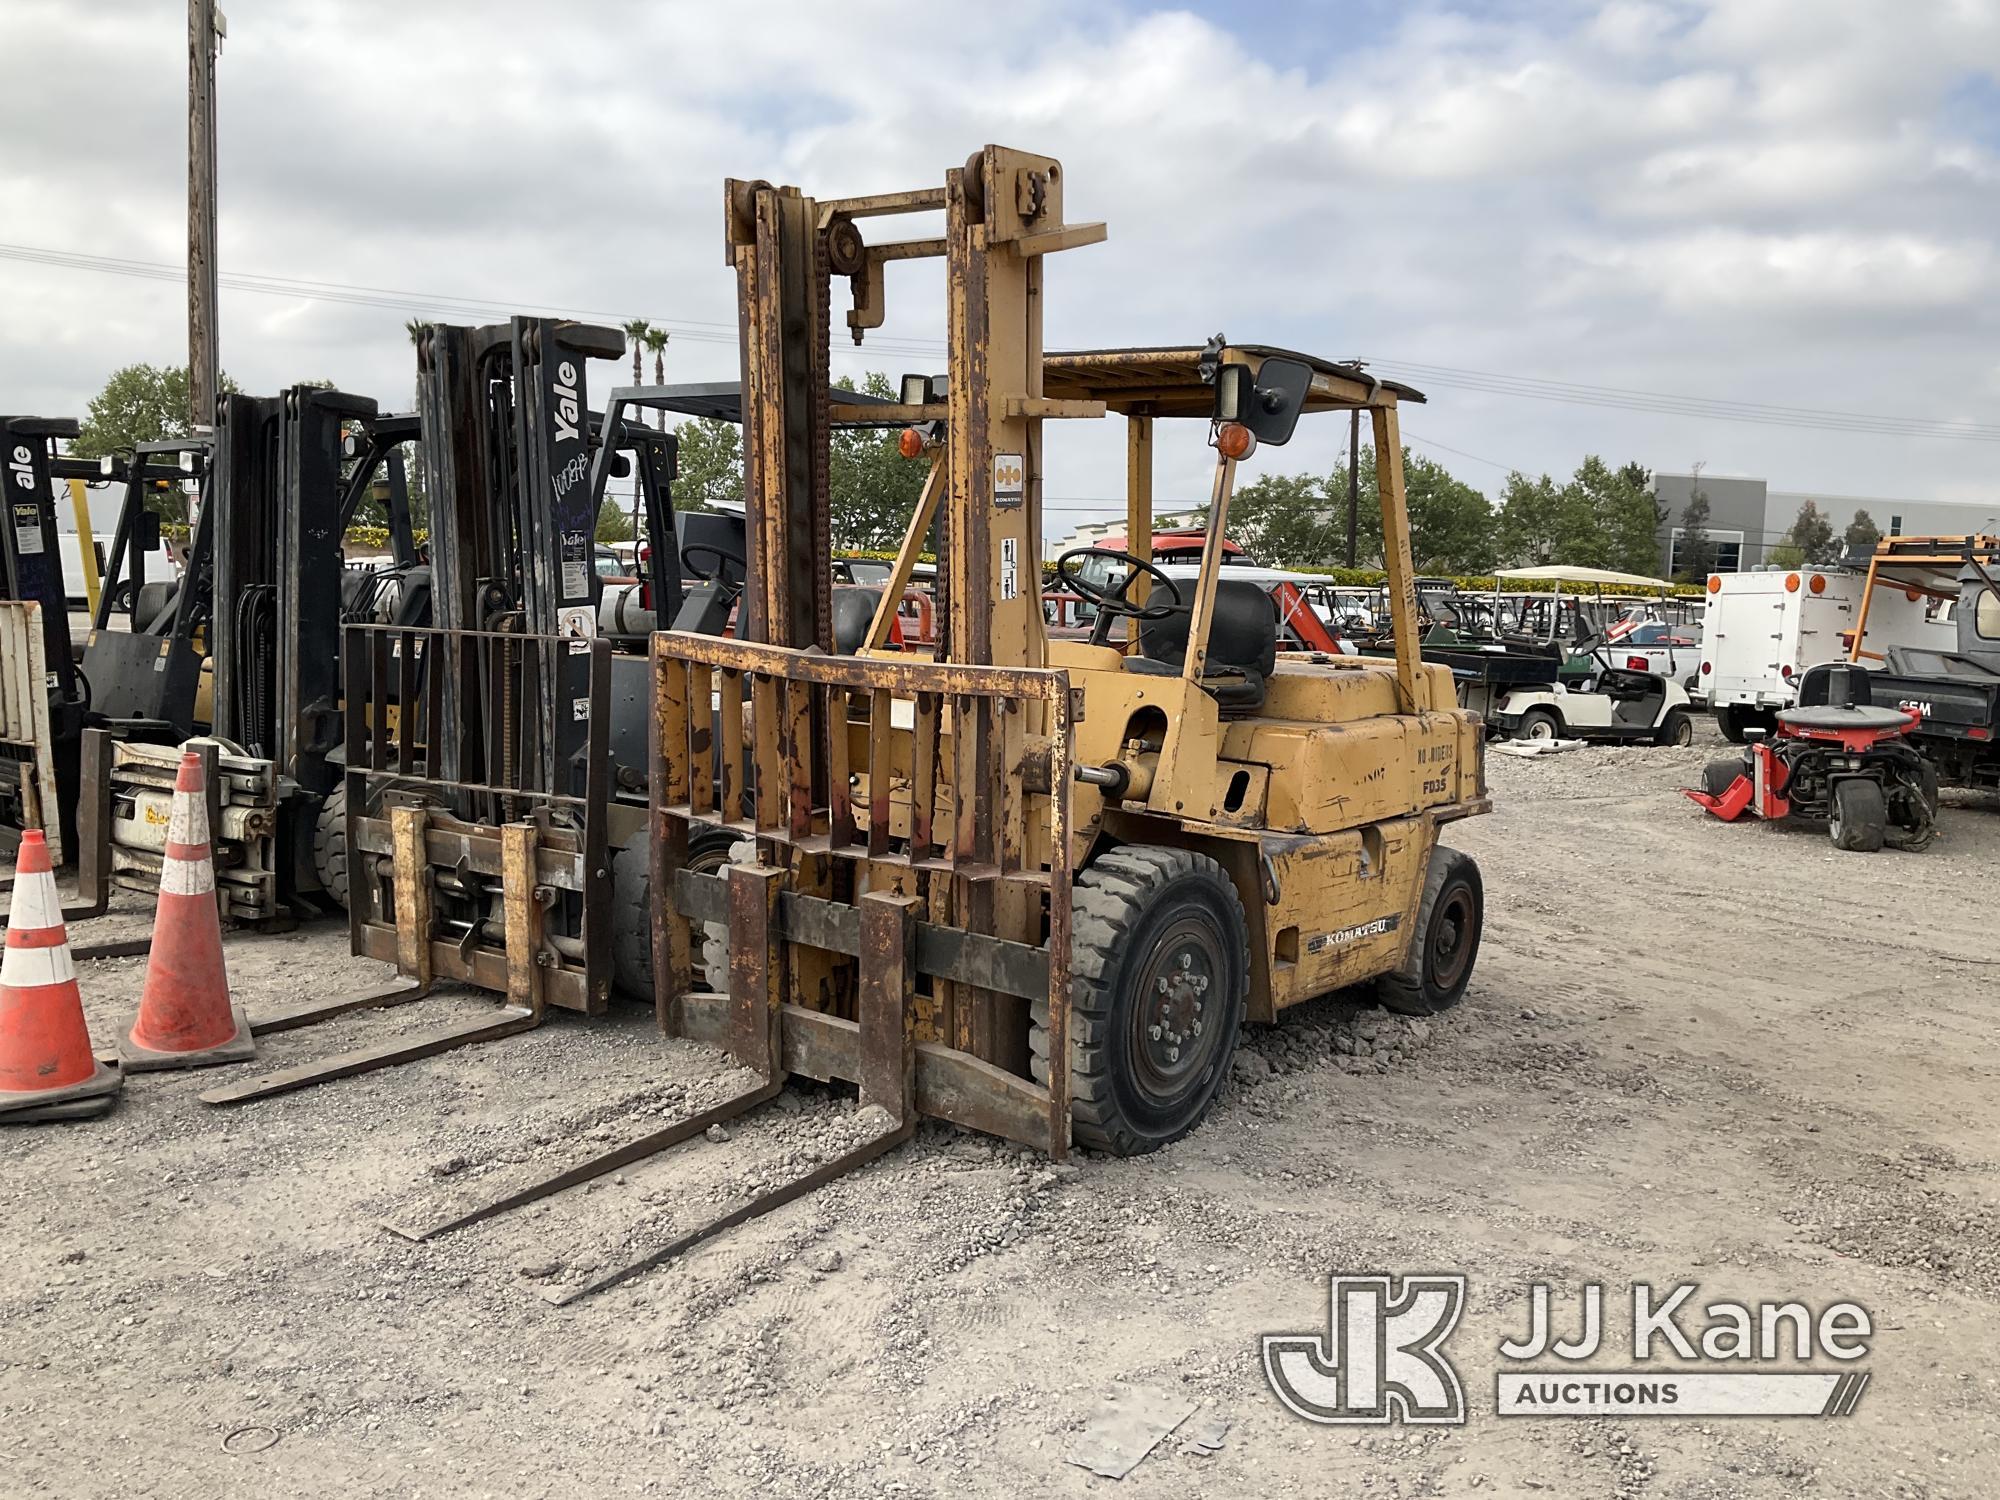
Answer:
[1464,566,1698,746]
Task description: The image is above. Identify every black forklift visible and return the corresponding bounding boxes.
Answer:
[0,416,93,865]
[74,390,427,925]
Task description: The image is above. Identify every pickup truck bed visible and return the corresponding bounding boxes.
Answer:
[1802,653,2000,788]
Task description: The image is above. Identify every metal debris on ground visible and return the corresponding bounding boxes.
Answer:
[1065,1383,1198,1480]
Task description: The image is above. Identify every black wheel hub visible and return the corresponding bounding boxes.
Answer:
[1130,918,1227,1106]
[1429,886,1476,991]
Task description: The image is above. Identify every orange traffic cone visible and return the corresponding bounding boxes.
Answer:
[0,830,122,1122]
[120,751,255,1072]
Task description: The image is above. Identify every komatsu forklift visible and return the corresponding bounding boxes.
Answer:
[329,147,1492,1307]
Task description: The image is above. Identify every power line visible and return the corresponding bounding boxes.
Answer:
[1365,356,2000,442]
[12,238,2000,442]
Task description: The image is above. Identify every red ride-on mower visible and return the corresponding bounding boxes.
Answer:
[1685,667,1939,853]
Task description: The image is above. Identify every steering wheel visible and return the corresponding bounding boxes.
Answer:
[680,541,747,586]
[1053,547,1185,622]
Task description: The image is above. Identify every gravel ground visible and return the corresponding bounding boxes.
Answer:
[5,727,1998,1498]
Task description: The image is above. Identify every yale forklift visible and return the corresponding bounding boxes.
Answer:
[0,416,93,865]
[73,390,426,925]
[350,146,1490,1306]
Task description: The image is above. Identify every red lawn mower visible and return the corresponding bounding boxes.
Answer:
[1685,667,1939,853]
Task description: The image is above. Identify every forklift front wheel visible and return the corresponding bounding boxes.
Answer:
[1033,846,1248,1157]
[1374,847,1483,1017]
[313,784,350,909]
[610,827,740,1001]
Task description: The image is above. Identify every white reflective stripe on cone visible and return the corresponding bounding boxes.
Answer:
[161,854,216,897]
[5,868,62,931]
[0,940,75,989]
[166,789,210,849]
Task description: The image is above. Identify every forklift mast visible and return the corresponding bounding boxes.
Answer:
[418,316,626,799]
[1,417,85,717]
[211,385,379,790]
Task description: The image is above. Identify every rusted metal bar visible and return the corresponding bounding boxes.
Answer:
[381,1077,783,1243]
[199,1003,537,1106]
[826,687,853,850]
[391,804,434,987]
[726,863,785,1080]
[858,890,920,1115]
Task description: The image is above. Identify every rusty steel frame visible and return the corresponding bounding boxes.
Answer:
[648,629,1075,1158]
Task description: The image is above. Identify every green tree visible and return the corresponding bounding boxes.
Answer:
[1564,454,1660,574]
[673,416,743,512]
[1674,478,1717,583]
[1766,542,1806,568]
[621,318,651,391]
[1496,471,1570,566]
[1403,449,1496,573]
[1226,471,1339,566]
[828,372,927,550]
[642,326,670,425]
[73,362,239,461]
[1843,507,1882,559]
[1784,499,1838,565]
[594,506,636,543]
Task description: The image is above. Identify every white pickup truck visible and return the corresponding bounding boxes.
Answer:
[1698,568,1952,740]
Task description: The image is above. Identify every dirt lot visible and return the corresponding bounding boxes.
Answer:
[5,730,1998,1499]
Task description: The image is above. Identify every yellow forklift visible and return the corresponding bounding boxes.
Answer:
[374,148,1489,1302]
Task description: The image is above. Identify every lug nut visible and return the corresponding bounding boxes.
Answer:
[1166,1047,1180,1063]
[1148,1024,1162,1041]
[1156,977,1170,994]
[1178,953,1193,971]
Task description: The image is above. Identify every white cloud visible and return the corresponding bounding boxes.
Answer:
[1,0,1997,524]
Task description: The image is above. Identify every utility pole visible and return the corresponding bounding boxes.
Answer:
[1344,358,1368,568]
[187,1,225,428]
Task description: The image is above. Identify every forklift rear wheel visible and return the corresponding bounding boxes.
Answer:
[1830,779,1887,853]
[1701,757,1742,799]
[313,785,349,909]
[1375,847,1483,1017]
[1032,846,1247,1157]
[610,827,739,1001]
[1515,709,1560,742]
[1655,707,1694,747]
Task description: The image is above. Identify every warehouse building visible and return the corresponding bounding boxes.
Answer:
[1651,472,1999,576]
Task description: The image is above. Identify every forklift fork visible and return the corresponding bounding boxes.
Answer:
[198,810,550,1105]
[538,880,920,1306]
[382,872,919,1306]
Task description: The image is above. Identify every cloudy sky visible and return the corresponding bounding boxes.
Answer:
[5,0,1998,543]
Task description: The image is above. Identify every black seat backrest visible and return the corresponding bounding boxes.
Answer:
[389,566,433,629]
[1138,578,1279,680]
[132,581,179,634]
[1796,662,1876,708]
[832,587,883,655]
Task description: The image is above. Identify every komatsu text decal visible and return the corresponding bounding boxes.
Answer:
[1306,914,1401,955]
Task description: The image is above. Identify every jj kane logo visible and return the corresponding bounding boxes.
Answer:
[1265,1275,1872,1425]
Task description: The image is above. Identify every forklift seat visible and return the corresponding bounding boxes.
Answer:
[132,582,179,633]
[1132,578,1278,710]
[832,587,883,655]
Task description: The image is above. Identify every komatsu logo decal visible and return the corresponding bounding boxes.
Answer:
[1306,914,1400,955]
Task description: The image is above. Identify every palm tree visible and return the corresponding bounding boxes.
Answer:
[621,318,651,391]
[643,327,670,427]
